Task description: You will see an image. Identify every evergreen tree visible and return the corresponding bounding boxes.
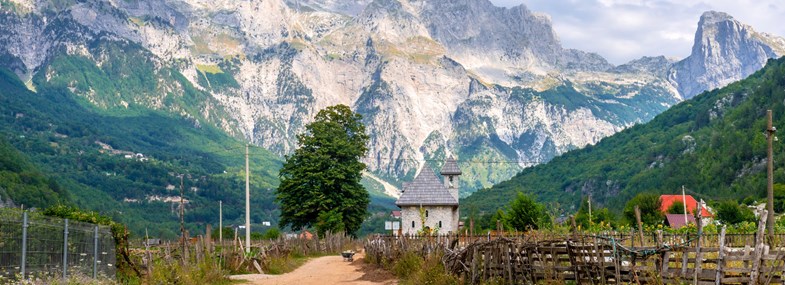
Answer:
[276,105,370,236]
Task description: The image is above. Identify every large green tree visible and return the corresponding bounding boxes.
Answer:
[505,192,552,230]
[623,192,664,228]
[276,105,370,236]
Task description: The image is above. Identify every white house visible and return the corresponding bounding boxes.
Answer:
[396,156,461,235]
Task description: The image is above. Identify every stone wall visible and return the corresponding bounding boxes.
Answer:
[400,205,459,235]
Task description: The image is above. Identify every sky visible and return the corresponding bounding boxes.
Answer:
[488,0,785,65]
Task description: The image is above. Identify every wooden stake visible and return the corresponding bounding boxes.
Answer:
[716,226,726,285]
[750,209,768,285]
[694,202,704,284]
[634,205,644,245]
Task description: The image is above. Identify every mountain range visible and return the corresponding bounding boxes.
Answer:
[0,0,784,230]
[464,55,785,216]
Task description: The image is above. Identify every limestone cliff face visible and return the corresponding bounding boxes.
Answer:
[0,1,780,195]
[670,11,785,99]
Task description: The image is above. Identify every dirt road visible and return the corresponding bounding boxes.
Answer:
[230,252,397,285]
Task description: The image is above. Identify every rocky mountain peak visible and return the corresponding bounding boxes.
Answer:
[697,10,734,26]
[670,10,785,98]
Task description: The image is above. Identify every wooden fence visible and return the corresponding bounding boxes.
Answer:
[365,213,785,284]
[135,229,355,275]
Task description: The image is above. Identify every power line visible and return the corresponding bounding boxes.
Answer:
[369,157,543,164]
[201,141,546,166]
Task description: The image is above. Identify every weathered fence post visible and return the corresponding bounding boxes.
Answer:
[570,215,578,240]
[658,230,670,280]
[63,219,69,279]
[145,228,152,276]
[93,225,99,279]
[716,226,726,285]
[750,209,768,285]
[634,205,644,245]
[206,224,212,254]
[21,210,28,279]
[694,202,704,284]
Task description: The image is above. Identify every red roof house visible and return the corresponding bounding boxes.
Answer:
[659,195,712,218]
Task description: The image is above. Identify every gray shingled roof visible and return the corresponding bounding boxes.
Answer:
[396,167,458,206]
[440,156,462,175]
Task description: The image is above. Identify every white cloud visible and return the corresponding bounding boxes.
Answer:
[489,0,785,65]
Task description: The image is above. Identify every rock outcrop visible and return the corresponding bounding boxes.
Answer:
[670,11,785,99]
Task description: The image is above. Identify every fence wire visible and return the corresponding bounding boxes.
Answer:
[0,210,115,280]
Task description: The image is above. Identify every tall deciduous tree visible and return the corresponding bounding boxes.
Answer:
[506,192,552,230]
[623,192,664,227]
[276,105,370,237]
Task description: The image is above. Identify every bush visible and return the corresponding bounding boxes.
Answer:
[399,253,458,285]
[715,200,756,225]
[262,227,282,240]
[392,252,422,279]
[667,201,685,214]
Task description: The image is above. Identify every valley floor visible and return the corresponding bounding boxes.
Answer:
[230,250,396,285]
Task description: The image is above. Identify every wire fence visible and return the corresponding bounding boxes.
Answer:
[0,209,115,280]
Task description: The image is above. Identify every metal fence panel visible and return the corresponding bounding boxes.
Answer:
[0,210,116,280]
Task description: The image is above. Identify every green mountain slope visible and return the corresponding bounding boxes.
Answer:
[463,57,785,215]
[0,135,70,208]
[0,65,283,237]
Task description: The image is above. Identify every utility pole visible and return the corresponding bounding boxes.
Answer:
[766,110,776,239]
[245,144,251,253]
[682,185,688,225]
[587,194,592,226]
[219,200,223,245]
[179,174,186,261]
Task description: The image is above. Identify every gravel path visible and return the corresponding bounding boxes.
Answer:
[230,251,397,285]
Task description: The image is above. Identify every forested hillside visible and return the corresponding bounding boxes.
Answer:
[0,136,70,208]
[0,66,283,238]
[463,57,785,216]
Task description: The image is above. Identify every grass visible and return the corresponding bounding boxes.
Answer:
[263,252,331,275]
[369,250,457,285]
[196,64,224,74]
[144,255,233,285]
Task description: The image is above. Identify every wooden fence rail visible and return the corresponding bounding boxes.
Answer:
[365,212,785,284]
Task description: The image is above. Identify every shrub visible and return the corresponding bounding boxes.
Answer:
[392,251,422,279]
[262,227,282,240]
[667,201,685,214]
[715,200,755,225]
[399,253,458,285]
[145,255,230,285]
